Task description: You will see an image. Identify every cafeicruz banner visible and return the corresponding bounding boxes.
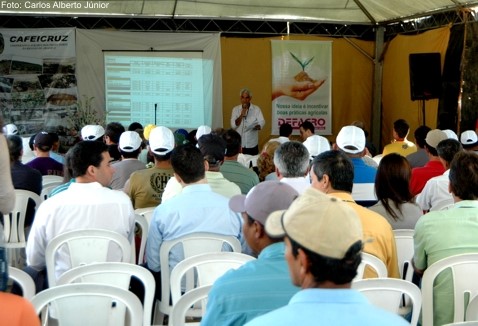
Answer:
[0,28,76,135]
[271,40,332,135]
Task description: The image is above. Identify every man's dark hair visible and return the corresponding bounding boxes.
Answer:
[393,119,410,138]
[279,123,293,137]
[414,125,431,148]
[152,151,172,162]
[7,134,23,162]
[119,147,142,159]
[311,150,354,193]
[273,141,309,177]
[424,143,439,157]
[437,139,462,165]
[105,122,125,144]
[222,129,242,157]
[449,151,478,200]
[68,141,109,178]
[198,133,226,168]
[171,144,205,184]
[128,122,143,131]
[290,237,362,284]
[300,121,314,134]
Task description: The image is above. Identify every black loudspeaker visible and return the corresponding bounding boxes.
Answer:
[409,53,442,101]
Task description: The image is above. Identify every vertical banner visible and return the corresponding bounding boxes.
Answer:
[271,40,332,135]
[0,28,76,135]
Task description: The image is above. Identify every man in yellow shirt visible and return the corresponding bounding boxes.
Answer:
[382,119,417,157]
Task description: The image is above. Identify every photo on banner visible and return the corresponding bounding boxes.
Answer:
[271,40,332,135]
[0,28,76,137]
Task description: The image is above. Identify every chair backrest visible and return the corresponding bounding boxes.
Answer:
[466,295,478,322]
[134,214,149,264]
[170,285,212,326]
[41,175,64,187]
[134,207,155,226]
[154,232,241,324]
[422,253,478,325]
[443,322,478,326]
[40,183,62,201]
[352,278,422,326]
[354,252,388,280]
[57,262,155,326]
[393,229,415,282]
[170,252,255,305]
[46,229,132,287]
[8,266,36,300]
[3,189,42,246]
[31,283,143,326]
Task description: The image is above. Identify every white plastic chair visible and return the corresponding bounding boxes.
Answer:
[153,232,241,325]
[45,229,132,287]
[40,183,62,201]
[31,283,143,326]
[133,214,149,265]
[170,252,255,305]
[466,295,478,321]
[57,262,155,326]
[443,323,478,326]
[352,278,422,326]
[41,175,64,187]
[422,253,478,326]
[3,189,42,267]
[393,229,415,282]
[170,285,212,326]
[8,266,36,300]
[134,207,155,226]
[354,252,388,280]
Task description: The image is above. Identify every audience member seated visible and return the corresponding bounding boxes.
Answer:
[369,153,422,229]
[335,125,377,206]
[104,122,125,162]
[220,129,259,195]
[406,125,431,168]
[269,122,292,144]
[310,150,399,278]
[138,124,156,165]
[351,120,377,157]
[256,141,280,182]
[273,141,311,194]
[410,129,447,196]
[246,187,408,326]
[26,141,135,289]
[110,131,146,190]
[460,130,478,153]
[303,134,330,161]
[382,119,417,157]
[0,124,15,216]
[124,126,175,209]
[416,138,463,212]
[298,120,314,141]
[48,132,65,164]
[413,151,478,325]
[80,124,105,142]
[202,181,300,325]
[26,132,63,177]
[7,135,42,226]
[162,133,241,201]
[145,144,243,299]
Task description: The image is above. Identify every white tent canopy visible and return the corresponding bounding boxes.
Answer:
[2,0,478,25]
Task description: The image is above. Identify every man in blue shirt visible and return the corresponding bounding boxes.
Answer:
[145,144,243,299]
[246,187,408,326]
[201,181,299,325]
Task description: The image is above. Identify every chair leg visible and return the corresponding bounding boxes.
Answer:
[152,303,165,325]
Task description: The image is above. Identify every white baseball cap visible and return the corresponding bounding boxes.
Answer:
[81,125,105,141]
[3,123,18,136]
[149,126,175,155]
[119,131,142,152]
[336,126,365,154]
[443,129,458,141]
[196,125,212,141]
[303,135,331,159]
[460,130,478,146]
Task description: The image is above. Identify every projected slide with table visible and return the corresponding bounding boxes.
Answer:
[104,51,209,129]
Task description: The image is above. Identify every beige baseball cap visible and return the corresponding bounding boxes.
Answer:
[266,187,363,259]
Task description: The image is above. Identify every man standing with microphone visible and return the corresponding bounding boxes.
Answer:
[231,88,265,155]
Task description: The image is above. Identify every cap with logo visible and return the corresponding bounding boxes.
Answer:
[81,125,105,141]
[34,131,54,148]
[336,126,365,154]
[119,131,142,152]
[266,187,363,259]
[149,126,175,155]
[229,181,299,225]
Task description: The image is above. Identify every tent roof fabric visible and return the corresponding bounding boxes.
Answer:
[2,0,478,25]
